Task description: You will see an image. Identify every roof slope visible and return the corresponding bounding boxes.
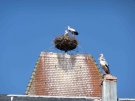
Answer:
[25,52,102,97]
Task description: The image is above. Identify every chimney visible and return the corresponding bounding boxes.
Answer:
[102,74,117,101]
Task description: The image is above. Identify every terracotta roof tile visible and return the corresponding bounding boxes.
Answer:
[25,52,102,97]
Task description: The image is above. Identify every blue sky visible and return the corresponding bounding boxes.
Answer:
[0,0,135,98]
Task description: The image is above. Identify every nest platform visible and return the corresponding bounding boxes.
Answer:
[54,35,78,52]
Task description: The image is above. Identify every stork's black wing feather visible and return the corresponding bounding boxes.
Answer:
[74,31,78,35]
[105,64,110,74]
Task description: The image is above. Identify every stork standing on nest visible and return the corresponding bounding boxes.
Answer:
[64,30,68,36]
[99,54,110,74]
[67,26,79,36]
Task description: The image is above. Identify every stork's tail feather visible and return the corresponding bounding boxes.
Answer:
[106,70,110,74]
[105,65,110,74]
[74,31,78,35]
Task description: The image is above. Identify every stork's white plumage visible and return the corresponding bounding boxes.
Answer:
[67,26,78,35]
[99,54,110,74]
[64,30,68,36]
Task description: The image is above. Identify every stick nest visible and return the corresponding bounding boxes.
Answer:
[54,35,78,52]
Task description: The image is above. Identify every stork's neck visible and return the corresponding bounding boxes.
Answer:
[99,57,105,61]
[65,30,68,33]
[67,26,70,29]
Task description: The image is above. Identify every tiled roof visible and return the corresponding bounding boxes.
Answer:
[25,52,102,97]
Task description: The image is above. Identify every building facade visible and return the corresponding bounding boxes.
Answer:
[0,52,134,101]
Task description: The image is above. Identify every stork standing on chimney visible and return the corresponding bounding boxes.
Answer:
[99,54,110,74]
[67,26,79,36]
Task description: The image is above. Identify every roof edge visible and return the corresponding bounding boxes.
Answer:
[24,56,41,95]
[88,54,102,77]
[7,94,101,99]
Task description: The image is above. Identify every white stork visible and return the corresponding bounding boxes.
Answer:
[99,54,110,74]
[67,26,78,35]
[64,30,68,36]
